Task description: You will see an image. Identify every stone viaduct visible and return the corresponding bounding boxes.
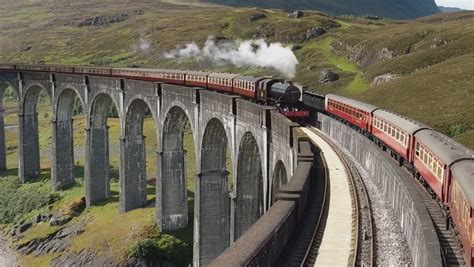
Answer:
[0,70,298,265]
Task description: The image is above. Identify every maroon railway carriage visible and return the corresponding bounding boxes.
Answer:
[449,159,474,266]
[233,75,263,99]
[207,73,238,93]
[413,129,473,203]
[17,64,75,74]
[185,71,209,88]
[325,94,378,131]
[112,68,154,81]
[112,68,186,85]
[372,109,428,163]
[74,66,113,76]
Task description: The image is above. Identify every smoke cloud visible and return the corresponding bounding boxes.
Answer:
[134,36,152,55]
[164,36,299,79]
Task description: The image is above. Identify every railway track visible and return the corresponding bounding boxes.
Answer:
[280,127,374,266]
[412,178,466,266]
[277,144,329,266]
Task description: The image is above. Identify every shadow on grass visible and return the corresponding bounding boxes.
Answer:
[0,168,52,183]
[93,189,120,207]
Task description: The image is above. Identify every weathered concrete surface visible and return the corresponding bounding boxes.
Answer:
[157,85,199,232]
[269,111,298,205]
[52,75,88,190]
[319,113,442,267]
[233,100,272,241]
[210,139,315,267]
[196,90,237,266]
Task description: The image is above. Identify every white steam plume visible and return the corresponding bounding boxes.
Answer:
[164,36,299,79]
[134,36,152,54]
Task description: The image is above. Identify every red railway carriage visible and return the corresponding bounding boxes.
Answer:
[185,71,210,88]
[414,129,473,203]
[449,159,474,267]
[74,66,112,76]
[16,64,75,74]
[372,109,428,162]
[152,69,186,85]
[208,73,238,93]
[325,94,378,131]
[112,68,151,80]
[233,75,262,99]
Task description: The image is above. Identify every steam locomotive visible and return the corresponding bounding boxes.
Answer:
[0,64,308,118]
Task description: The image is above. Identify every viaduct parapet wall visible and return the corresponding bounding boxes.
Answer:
[319,113,443,266]
[0,70,297,266]
[210,138,320,266]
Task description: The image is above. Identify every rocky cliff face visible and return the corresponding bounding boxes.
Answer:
[203,0,440,19]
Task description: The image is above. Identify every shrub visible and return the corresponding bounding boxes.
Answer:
[130,239,165,261]
[0,176,61,224]
[156,235,191,266]
[130,235,191,266]
[449,124,465,137]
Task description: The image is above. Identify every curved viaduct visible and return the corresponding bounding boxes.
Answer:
[0,70,299,265]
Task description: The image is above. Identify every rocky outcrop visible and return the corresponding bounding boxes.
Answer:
[372,73,400,86]
[17,220,86,256]
[305,27,327,40]
[330,41,397,68]
[319,70,339,84]
[77,13,129,27]
[430,37,447,48]
[288,11,304,18]
[249,13,267,22]
[18,223,32,234]
[49,214,72,226]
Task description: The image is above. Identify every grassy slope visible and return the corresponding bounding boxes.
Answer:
[0,97,198,265]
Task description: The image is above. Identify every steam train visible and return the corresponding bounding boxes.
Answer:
[0,64,308,118]
[304,92,474,266]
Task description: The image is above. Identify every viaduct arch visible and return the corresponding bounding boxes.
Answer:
[0,70,298,265]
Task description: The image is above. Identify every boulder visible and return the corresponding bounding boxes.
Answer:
[19,222,33,233]
[249,13,267,22]
[430,37,447,48]
[288,10,304,18]
[49,214,72,226]
[319,70,339,84]
[305,27,327,40]
[36,214,53,223]
[372,73,400,86]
